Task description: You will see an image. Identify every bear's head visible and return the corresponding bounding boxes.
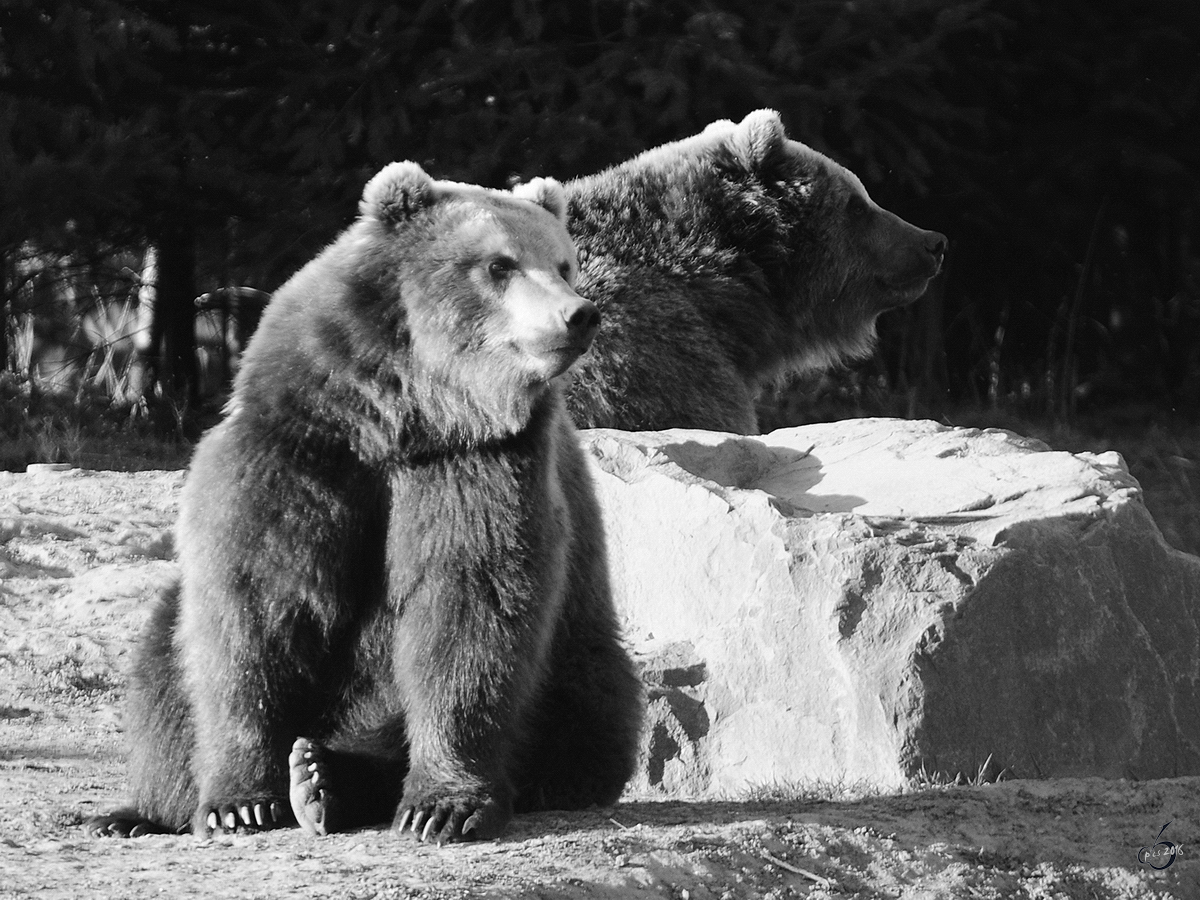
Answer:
[355,161,599,434]
[590,109,947,378]
[716,109,947,369]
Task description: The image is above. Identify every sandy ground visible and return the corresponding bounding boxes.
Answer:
[1,467,1196,899]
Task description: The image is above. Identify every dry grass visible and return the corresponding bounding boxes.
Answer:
[0,372,193,472]
[1084,425,1200,558]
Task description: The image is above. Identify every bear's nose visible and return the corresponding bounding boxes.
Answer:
[563,299,601,337]
[926,232,948,263]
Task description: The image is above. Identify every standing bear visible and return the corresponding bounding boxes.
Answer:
[87,163,643,843]
[562,108,948,433]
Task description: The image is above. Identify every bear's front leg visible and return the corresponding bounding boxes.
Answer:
[390,622,529,843]
[180,610,304,837]
[390,574,556,844]
[176,440,384,838]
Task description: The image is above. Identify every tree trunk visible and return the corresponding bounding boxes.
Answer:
[0,251,9,373]
[151,217,197,403]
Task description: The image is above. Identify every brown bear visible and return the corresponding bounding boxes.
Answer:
[86,162,643,843]
[562,109,947,433]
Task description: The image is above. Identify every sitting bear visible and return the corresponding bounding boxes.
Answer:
[87,163,643,843]
[562,109,947,433]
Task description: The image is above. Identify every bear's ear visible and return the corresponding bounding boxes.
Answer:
[511,177,568,224]
[360,161,436,226]
[702,118,736,136]
[727,109,786,169]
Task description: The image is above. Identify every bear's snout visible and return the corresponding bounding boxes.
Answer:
[902,228,946,281]
[507,288,602,379]
[868,211,948,304]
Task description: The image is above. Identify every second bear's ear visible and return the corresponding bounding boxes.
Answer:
[511,177,568,224]
[727,109,786,170]
[361,161,436,227]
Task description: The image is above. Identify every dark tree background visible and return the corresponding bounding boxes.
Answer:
[1,0,1197,423]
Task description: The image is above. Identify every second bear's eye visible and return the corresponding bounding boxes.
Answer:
[558,262,572,283]
[488,257,518,280]
[846,194,868,220]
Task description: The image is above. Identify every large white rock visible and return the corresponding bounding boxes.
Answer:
[581,418,1200,796]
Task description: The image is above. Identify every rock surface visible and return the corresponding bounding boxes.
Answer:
[581,418,1200,796]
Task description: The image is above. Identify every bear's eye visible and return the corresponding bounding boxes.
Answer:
[488,257,518,280]
[558,262,573,283]
[846,194,869,220]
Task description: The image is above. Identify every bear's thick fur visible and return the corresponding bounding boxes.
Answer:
[563,109,947,433]
[87,163,642,843]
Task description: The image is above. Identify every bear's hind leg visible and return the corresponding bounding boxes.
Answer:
[513,633,644,812]
[513,439,644,813]
[87,583,297,837]
[87,583,197,837]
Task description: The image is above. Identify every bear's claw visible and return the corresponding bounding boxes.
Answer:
[84,812,176,838]
[395,790,509,845]
[197,797,289,836]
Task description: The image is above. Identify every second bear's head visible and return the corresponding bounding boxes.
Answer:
[358,161,600,390]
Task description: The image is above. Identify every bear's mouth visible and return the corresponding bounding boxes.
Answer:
[518,340,594,380]
[875,274,935,307]
[545,342,593,366]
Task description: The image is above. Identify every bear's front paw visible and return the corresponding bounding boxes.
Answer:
[193,797,292,836]
[394,788,511,845]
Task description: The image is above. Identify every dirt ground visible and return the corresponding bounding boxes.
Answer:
[1,467,1196,899]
